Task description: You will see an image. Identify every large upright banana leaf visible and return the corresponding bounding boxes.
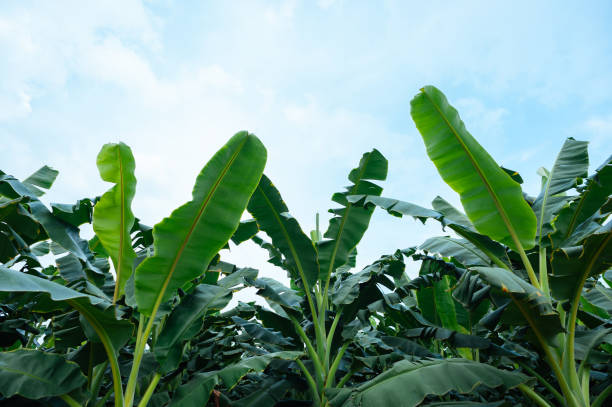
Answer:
[533,137,588,241]
[135,132,266,316]
[318,149,387,282]
[92,142,137,302]
[551,154,612,247]
[247,174,319,288]
[410,86,536,251]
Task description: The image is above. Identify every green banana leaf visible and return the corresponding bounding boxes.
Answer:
[0,349,86,399]
[472,267,563,344]
[326,358,529,407]
[135,132,266,316]
[23,165,59,197]
[351,195,510,269]
[92,142,137,302]
[420,236,491,267]
[52,199,93,227]
[168,351,302,407]
[232,379,292,407]
[0,173,100,270]
[533,137,589,241]
[247,174,319,288]
[550,154,612,247]
[0,266,131,351]
[415,259,466,334]
[154,284,232,373]
[431,195,474,230]
[550,222,612,302]
[230,219,259,245]
[410,86,536,251]
[318,149,387,282]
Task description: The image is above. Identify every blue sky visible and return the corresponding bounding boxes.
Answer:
[1,1,612,292]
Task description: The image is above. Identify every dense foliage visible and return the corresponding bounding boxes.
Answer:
[1,87,610,407]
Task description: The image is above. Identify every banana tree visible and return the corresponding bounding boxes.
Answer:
[0,131,291,407]
[349,86,612,406]
[238,150,391,405]
[240,148,530,406]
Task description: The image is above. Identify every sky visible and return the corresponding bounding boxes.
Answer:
[1,1,612,302]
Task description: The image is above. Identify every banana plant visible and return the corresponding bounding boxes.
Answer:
[0,131,279,407]
[351,86,612,406]
[241,149,530,406]
[240,150,389,405]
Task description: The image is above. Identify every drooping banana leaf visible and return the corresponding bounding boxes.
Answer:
[420,236,491,267]
[318,149,387,282]
[92,142,137,302]
[232,379,293,407]
[0,174,101,271]
[0,349,86,399]
[247,277,302,319]
[135,132,266,316]
[351,195,510,269]
[0,266,126,404]
[168,351,302,407]
[154,284,232,373]
[431,195,474,230]
[549,222,612,302]
[22,165,59,197]
[533,137,589,242]
[52,199,93,227]
[472,267,563,344]
[403,326,491,349]
[410,86,536,251]
[247,174,319,289]
[325,358,529,407]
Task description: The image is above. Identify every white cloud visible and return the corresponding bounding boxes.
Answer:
[454,98,508,139]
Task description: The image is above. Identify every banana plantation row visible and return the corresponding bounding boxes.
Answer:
[0,86,610,407]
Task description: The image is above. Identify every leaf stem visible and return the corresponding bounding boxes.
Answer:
[517,361,564,404]
[68,300,123,407]
[592,382,612,407]
[511,297,580,407]
[539,246,550,297]
[59,394,81,407]
[296,359,321,405]
[137,372,161,407]
[516,243,540,289]
[325,342,348,388]
[336,369,355,388]
[89,361,109,406]
[291,316,325,389]
[517,384,553,407]
[125,314,148,407]
[324,311,342,369]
